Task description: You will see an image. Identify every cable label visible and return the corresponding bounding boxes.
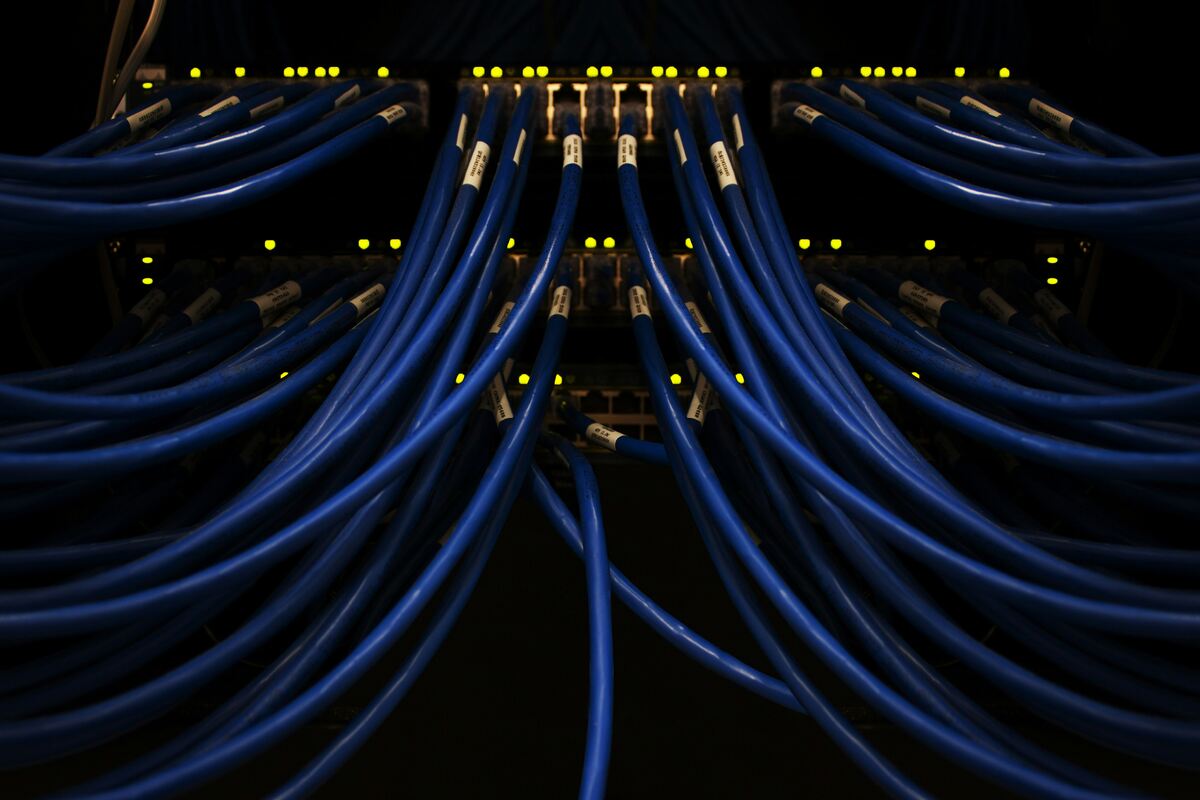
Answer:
[915,96,951,119]
[129,288,167,323]
[463,141,491,188]
[618,134,638,167]
[684,301,711,334]
[483,373,512,425]
[549,285,571,319]
[198,96,240,118]
[899,280,950,316]
[127,99,172,133]
[513,128,527,165]
[673,130,687,164]
[334,84,362,109]
[563,133,582,169]
[978,287,1018,324]
[585,422,625,451]
[839,85,865,109]
[709,141,737,189]
[960,95,1001,118]
[488,301,515,334]
[1033,287,1071,324]
[1028,98,1074,133]
[733,114,745,150]
[628,286,651,319]
[814,283,851,317]
[251,280,302,317]
[686,373,716,425]
[793,105,824,125]
[182,288,222,323]
[249,96,285,119]
[375,104,407,125]
[349,283,387,317]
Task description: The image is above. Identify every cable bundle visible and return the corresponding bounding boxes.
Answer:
[606,83,1200,797]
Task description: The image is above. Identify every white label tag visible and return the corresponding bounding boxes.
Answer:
[686,373,716,424]
[334,85,361,108]
[456,114,468,150]
[899,305,932,329]
[269,305,302,328]
[1033,287,1071,324]
[249,96,285,119]
[839,85,865,108]
[709,141,737,189]
[484,373,512,425]
[251,280,302,317]
[349,283,386,317]
[898,280,950,316]
[628,286,651,318]
[585,422,624,451]
[814,283,850,317]
[733,114,745,150]
[375,104,407,125]
[182,287,222,323]
[549,285,571,318]
[562,133,582,168]
[915,96,951,119]
[979,287,1018,324]
[129,288,167,323]
[463,141,491,188]
[513,128,527,165]
[1029,98,1074,133]
[618,133,638,167]
[793,105,824,125]
[127,99,172,133]
[673,130,687,164]
[684,301,711,334]
[198,96,240,118]
[961,95,1001,118]
[488,301,515,334]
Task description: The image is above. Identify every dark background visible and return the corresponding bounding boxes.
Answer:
[3,3,1198,797]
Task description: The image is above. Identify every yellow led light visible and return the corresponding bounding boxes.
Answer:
[141,256,154,264]
[377,66,390,78]
[1046,276,1059,285]
[518,373,530,385]
[999,66,1011,79]
[954,67,966,78]
[472,66,485,78]
[666,66,678,78]
[584,236,597,248]
[911,371,921,379]
[603,236,616,248]
[522,66,535,78]
[586,66,599,78]
[554,374,564,386]
[670,373,683,385]
[297,67,309,77]
[280,371,290,379]
[234,66,246,78]
[799,238,811,250]
[455,372,466,384]
[189,67,201,78]
[924,239,936,251]
[697,66,710,78]
[810,66,823,78]
[142,81,154,89]
[601,65,613,77]
[1046,256,1059,264]
[537,66,549,78]
[263,239,277,251]
[860,66,872,77]
[905,67,917,78]
[830,238,843,250]
[715,66,728,78]
[652,66,664,78]
[283,67,295,78]
[328,66,340,77]
[873,66,885,77]
[891,66,903,77]
[735,372,746,384]
[142,277,154,285]
[357,238,370,250]
[389,238,402,250]
[490,66,503,78]
[315,67,327,78]
[685,237,693,249]
[507,237,516,249]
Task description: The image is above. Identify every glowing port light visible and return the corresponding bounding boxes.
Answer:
[455,373,466,384]
[555,374,564,386]
[735,373,746,384]
[859,66,871,77]
[600,65,613,77]
[715,66,728,77]
[669,373,683,386]
[954,66,966,78]
[798,238,811,250]
[377,66,390,78]
[507,237,516,249]
[329,66,341,77]
[810,66,823,78]
[891,66,903,77]
[587,66,599,78]
[522,66,535,78]
[651,66,664,78]
[518,373,530,385]
[357,239,370,250]
[685,238,694,249]
[603,236,616,248]
[999,66,1011,78]
[905,67,917,77]
[1046,276,1059,285]
[873,66,885,77]
[584,236,597,248]
[141,256,154,264]
[698,66,710,78]
[280,371,290,379]
[537,66,549,78]
[1046,256,1059,264]
[189,67,201,78]
[924,239,936,251]
[142,81,154,89]
[315,67,327,78]
[142,277,154,285]
[473,66,485,78]
[911,371,921,379]
[829,238,843,250]
[390,238,402,250]
[665,66,678,78]
[234,66,246,78]
[284,67,295,77]
[490,66,503,78]
[263,239,277,251]
[297,67,309,77]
